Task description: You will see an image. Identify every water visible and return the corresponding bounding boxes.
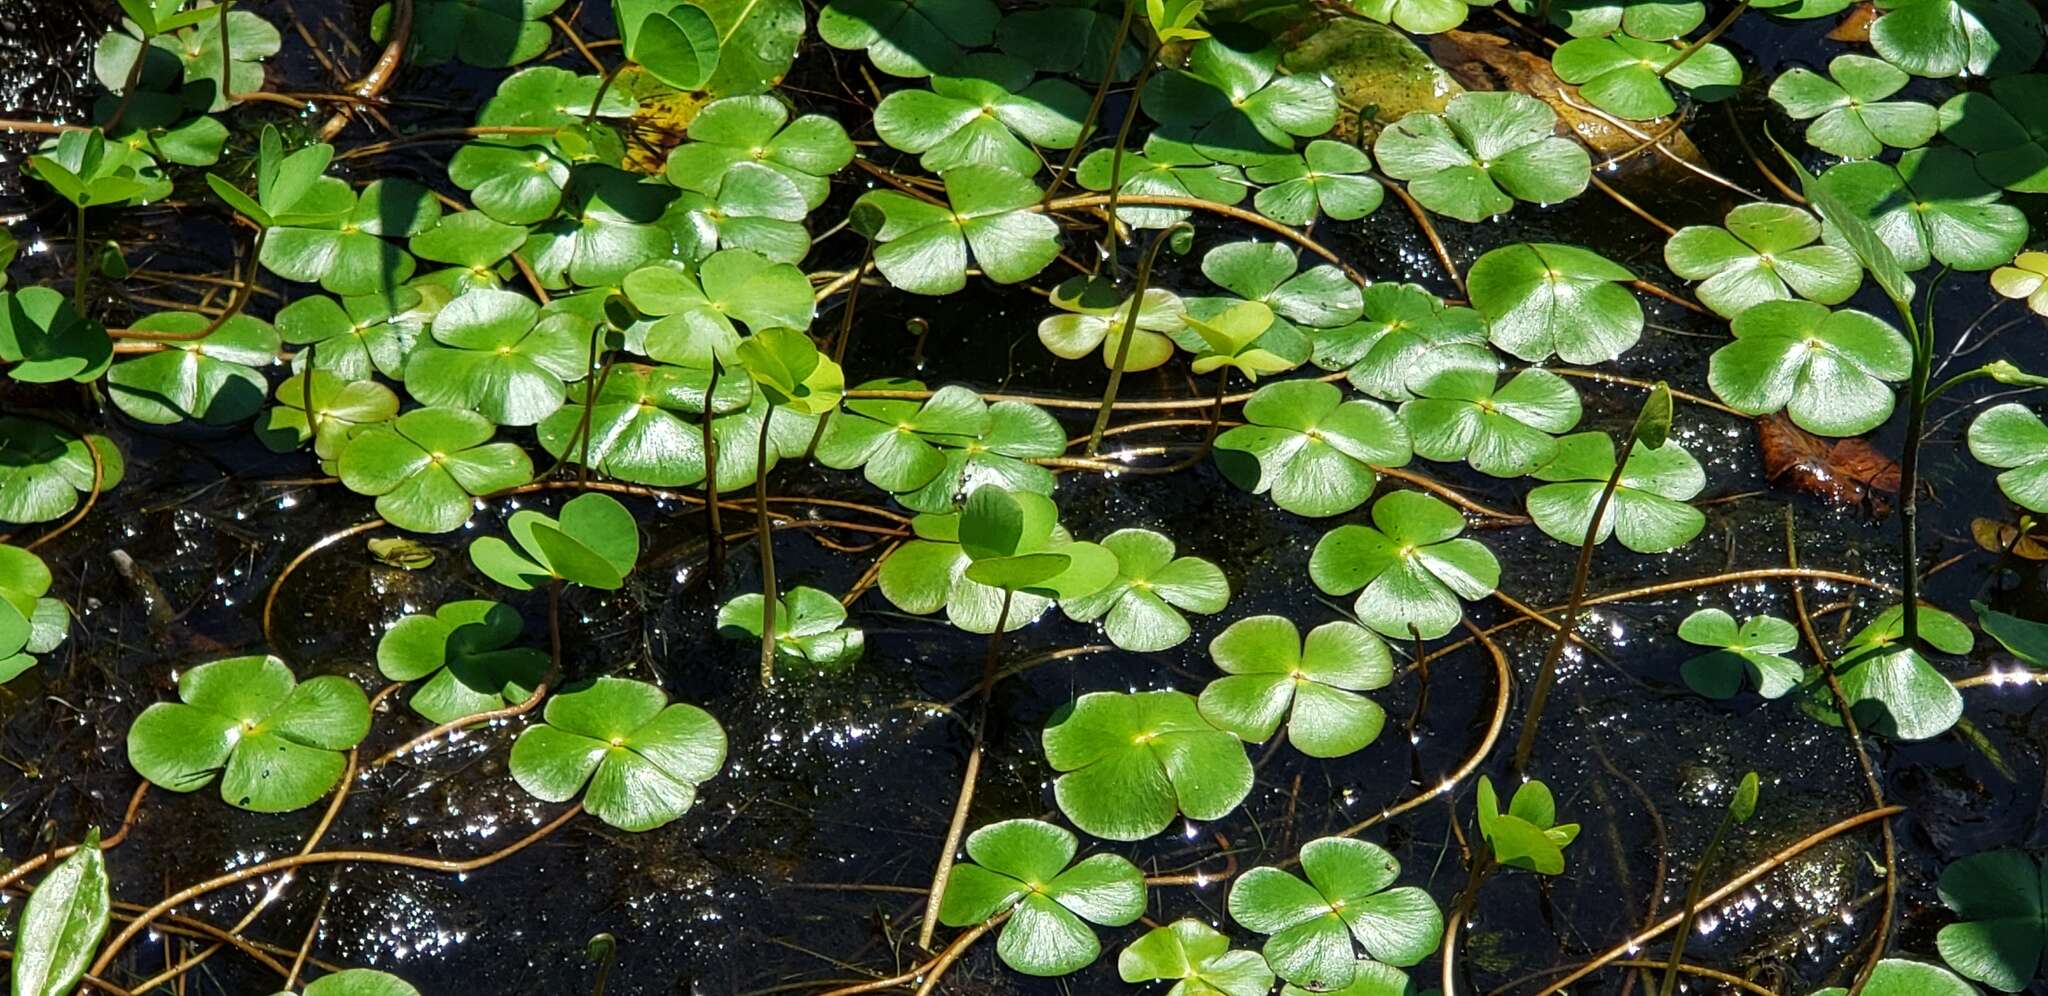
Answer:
[2,3,2045,995]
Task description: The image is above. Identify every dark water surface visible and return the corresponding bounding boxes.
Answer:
[3,2,2046,994]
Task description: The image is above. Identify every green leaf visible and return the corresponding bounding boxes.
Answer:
[1312,283,1488,402]
[1768,55,1938,160]
[127,655,370,812]
[1468,242,1642,364]
[873,53,1088,176]
[479,66,636,130]
[376,599,547,724]
[1868,0,2041,78]
[1075,136,1247,229]
[1227,837,1442,989]
[1676,608,1805,699]
[1934,850,2045,992]
[449,141,571,225]
[693,0,804,94]
[1214,379,1410,518]
[1664,202,1863,318]
[106,313,278,425]
[1706,300,1911,436]
[373,0,567,69]
[665,96,853,212]
[1352,0,1479,33]
[404,287,592,426]
[1808,959,1985,996]
[618,0,719,89]
[937,818,1143,976]
[1814,606,1966,740]
[1974,600,2048,669]
[1817,148,2028,272]
[1037,279,1187,371]
[1060,528,1230,653]
[1475,776,1580,874]
[1120,918,1277,996]
[0,418,124,526]
[337,407,534,533]
[736,327,844,414]
[1248,140,1383,226]
[1199,615,1391,758]
[294,968,425,996]
[1201,240,1362,330]
[470,493,639,590]
[1939,75,2048,194]
[1140,36,1338,165]
[817,0,998,77]
[275,288,429,381]
[1399,352,1581,478]
[0,544,54,658]
[875,513,1057,633]
[510,676,725,831]
[1308,490,1499,640]
[1552,34,1739,121]
[1373,92,1590,222]
[1967,404,2048,513]
[816,380,989,494]
[256,371,401,466]
[10,830,109,996]
[1043,689,1253,841]
[855,165,1061,295]
[716,587,865,670]
[523,165,679,289]
[0,286,113,383]
[1526,431,1705,553]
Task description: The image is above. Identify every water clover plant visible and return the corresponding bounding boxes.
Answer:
[955,486,1117,607]
[1967,404,2048,512]
[9,830,107,996]
[1706,301,1912,436]
[1308,490,1500,640]
[105,313,278,426]
[469,493,639,591]
[624,250,814,368]
[1938,75,2048,193]
[1197,615,1392,758]
[1975,601,2048,668]
[852,165,1061,295]
[1817,148,2028,272]
[256,371,401,470]
[1475,776,1579,874]
[1664,203,1862,319]
[1768,55,1939,160]
[261,179,441,297]
[127,655,371,813]
[337,407,535,534]
[1677,609,1804,699]
[1372,92,1591,223]
[1867,0,2042,79]
[274,289,428,381]
[1819,603,1970,740]
[1468,242,1643,364]
[872,53,1087,176]
[935,819,1145,976]
[0,417,123,525]
[524,165,680,287]
[1399,355,1582,478]
[1526,432,1706,553]
[716,586,865,671]
[1139,37,1337,164]
[665,96,855,212]
[1935,850,2047,992]
[376,600,548,724]
[449,141,572,225]
[1119,918,1276,996]
[371,0,565,68]
[402,288,591,426]
[1551,34,1740,121]
[1226,837,1442,989]
[509,676,726,831]
[1199,240,1362,332]
[1213,380,1410,518]
[1076,136,1247,229]
[1037,280,1189,370]
[1811,959,1986,996]
[1311,283,1488,402]
[0,544,68,684]
[1042,689,1253,841]
[815,381,1059,510]
[281,969,423,996]
[0,286,111,384]
[816,0,999,78]
[1246,140,1382,226]
[1059,528,1229,652]
[1184,301,1295,382]
[1991,252,2048,317]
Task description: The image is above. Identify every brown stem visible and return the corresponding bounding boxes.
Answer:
[756,405,779,686]
[1088,221,1189,455]
[917,590,1014,950]
[1043,0,1139,203]
[318,0,410,140]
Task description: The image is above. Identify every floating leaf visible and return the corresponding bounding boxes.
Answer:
[1816,603,1970,740]
[127,655,370,812]
[1677,608,1804,699]
[1976,600,2048,667]
[1227,837,1442,989]
[288,969,425,996]
[1809,959,1985,996]
[1468,242,1642,364]
[1119,918,1276,996]
[1043,689,1253,841]
[1526,431,1706,553]
[535,363,749,486]
[1706,300,1911,436]
[616,0,720,91]
[261,179,440,296]
[854,165,1061,295]
[1352,0,1483,33]
[1990,252,2048,317]
[523,165,679,289]
[1248,140,1383,226]
[1140,36,1338,165]
[1373,92,1589,222]
[106,313,278,426]
[1037,278,1188,371]
[0,286,111,383]
[1868,0,2041,78]
[10,830,108,996]
[509,676,725,831]
[1939,75,2048,194]
[937,819,1145,976]
[1818,148,2028,272]
[1214,379,1410,518]
[450,141,572,225]
[695,0,805,94]
[1060,529,1229,653]
[163,8,280,110]
[256,371,401,466]
[377,599,547,724]
[996,5,1143,82]
[1202,241,1363,330]
[372,0,565,68]
[876,511,1059,632]
[873,53,1088,176]
[1199,615,1390,758]
[1934,850,2046,992]
[1768,55,1938,160]
[1665,203,1863,318]
[626,250,816,368]
[478,66,637,130]
[1399,353,1581,478]
[403,287,592,426]
[664,95,853,212]
[717,586,864,670]
[817,0,998,77]
[469,492,639,590]
[1967,404,2048,513]
[816,381,990,494]
[1309,490,1499,639]
[274,288,428,381]
[337,407,535,533]
[1552,34,1740,121]
[1311,283,1487,402]
[1076,135,1247,229]
[0,417,124,526]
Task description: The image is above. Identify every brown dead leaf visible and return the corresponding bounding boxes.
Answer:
[1828,3,1878,42]
[1972,517,2048,560]
[1756,413,1900,512]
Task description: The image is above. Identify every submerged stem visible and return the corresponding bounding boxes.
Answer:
[918,589,1015,951]
[1087,221,1190,455]
[757,404,779,686]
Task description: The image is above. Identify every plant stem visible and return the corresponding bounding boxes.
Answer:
[1511,425,1641,776]
[756,403,778,686]
[917,589,1015,951]
[1658,807,1736,996]
[1659,0,1749,76]
[1044,0,1139,202]
[582,60,621,128]
[1099,46,1162,263]
[1895,294,1931,649]
[703,364,725,587]
[72,202,87,304]
[1087,221,1189,455]
[804,243,872,461]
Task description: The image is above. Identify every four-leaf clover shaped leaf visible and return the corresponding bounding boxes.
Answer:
[372,0,567,69]
[1818,602,1971,740]
[1119,918,1277,996]
[1060,528,1230,653]
[1706,300,1911,436]
[274,288,428,381]
[1938,74,2048,194]
[403,287,593,426]
[1469,242,1643,364]
[877,511,1062,633]
[1247,140,1383,226]
[1311,283,1488,402]
[816,381,991,493]
[1676,608,1805,699]
[1475,776,1580,874]
[665,95,855,213]
[1665,202,1863,318]
[1968,403,2048,513]
[106,312,279,426]
[1038,278,1189,371]
[937,819,1145,976]
[1526,431,1706,553]
[1991,251,2048,318]
[255,371,400,469]
[1818,148,2028,272]
[1935,850,2048,992]
[376,599,547,724]
[1768,55,1938,160]
[1812,959,1990,996]
[1373,92,1590,223]
[337,407,535,533]
[1552,34,1740,121]
[1140,37,1337,165]
[1226,837,1442,990]
[449,141,572,225]
[469,492,640,591]
[1214,380,1411,518]
[127,655,371,813]
[1042,689,1254,841]
[1868,0,2042,79]
[854,165,1061,295]
[0,286,112,384]
[1309,489,1501,640]
[509,676,726,831]
[1198,615,1392,758]
[717,586,865,671]
[873,53,1087,176]
[817,0,999,78]
[1399,353,1582,478]
[261,179,441,296]
[0,417,124,526]
[1200,240,1363,330]
[1076,135,1247,229]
